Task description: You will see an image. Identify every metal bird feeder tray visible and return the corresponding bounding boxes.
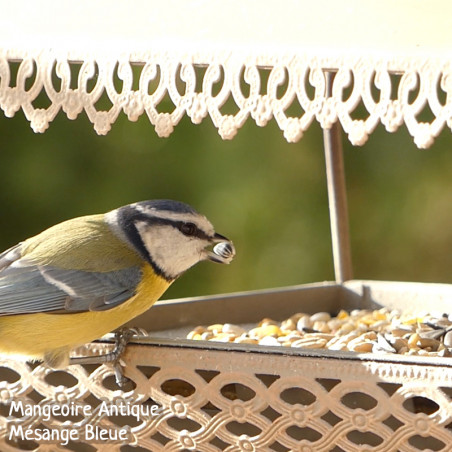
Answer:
[0,1,451,451]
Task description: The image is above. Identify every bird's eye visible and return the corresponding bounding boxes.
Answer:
[180,222,198,237]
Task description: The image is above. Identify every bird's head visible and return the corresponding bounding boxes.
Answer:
[105,200,235,281]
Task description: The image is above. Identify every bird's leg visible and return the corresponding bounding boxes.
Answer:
[69,327,145,387]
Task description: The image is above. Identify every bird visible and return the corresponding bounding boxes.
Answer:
[0,199,235,371]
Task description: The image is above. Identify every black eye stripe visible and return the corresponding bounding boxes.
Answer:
[119,207,211,247]
[176,221,210,240]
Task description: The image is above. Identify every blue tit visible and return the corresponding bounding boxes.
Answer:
[0,199,235,369]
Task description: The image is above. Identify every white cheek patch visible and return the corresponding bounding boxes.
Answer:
[135,221,207,279]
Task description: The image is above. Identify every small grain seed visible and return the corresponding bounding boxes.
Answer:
[408,333,421,347]
[372,310,388,321]
[336,331,361,344]
[210,333,234,342]
[193,326,207,333]
[249,325,281,339]
[248,327,261,339]
[201,331,214,340]
[403,316,421,325]
[258,318,278,327]
[264,324,282,337]
[327,342,348,351]
[207,324,223,334]
[434,319,452,328]
[360,315,375,326]
[281,318,297,331]
[373,334,396,353]
[313,321,331,333]
[371,320,390,330]
[259,336,281,346]
[223,323,246,336]
[301,327,318,334]
[348,342,374,353]
[309,333,335,341]
[297,316,313,331]
[418,338,440,351]
[291,338,328,349]
[444,331,452,347]
[391,326,414,337]
[310,312,331,322]
[347,333,376,351]
[337,323,357,335]
[283,333,304,343]
[351,309,370,317]
[187,332,203,340]
[325,336,341,348]
[418,328,446,340]
[337,309,349,319]
[235,337,258,345]
[356,322,370,332]
[327,319,344,331]
[390,337,409,352]
[290,312,309,322]
[359,331,378,341]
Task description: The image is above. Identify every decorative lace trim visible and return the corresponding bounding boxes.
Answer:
[1,51,451,148]
[0,343,451,450]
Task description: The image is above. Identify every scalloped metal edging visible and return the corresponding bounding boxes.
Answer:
[1,51,451,148]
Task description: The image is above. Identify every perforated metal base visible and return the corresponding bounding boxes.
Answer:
[0,281,450,451]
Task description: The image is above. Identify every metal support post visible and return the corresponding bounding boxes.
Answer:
[323,71,353,283]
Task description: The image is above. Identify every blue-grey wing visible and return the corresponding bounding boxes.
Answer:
[0,253,142,315]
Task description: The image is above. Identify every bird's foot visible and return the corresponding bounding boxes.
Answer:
[69,327,147,388]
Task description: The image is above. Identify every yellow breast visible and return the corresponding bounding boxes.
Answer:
[0,265,171,365]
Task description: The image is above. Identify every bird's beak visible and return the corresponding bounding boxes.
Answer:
[206,233,236,264]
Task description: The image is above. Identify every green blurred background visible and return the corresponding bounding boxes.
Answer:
[1,90,451,300]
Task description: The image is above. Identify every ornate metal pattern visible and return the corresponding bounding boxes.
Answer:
[0,342,450,451]
[1,51,451,148]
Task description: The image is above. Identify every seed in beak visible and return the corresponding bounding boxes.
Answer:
[213,241,235,260]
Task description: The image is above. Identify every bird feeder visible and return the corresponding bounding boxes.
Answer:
[0,1,451,451]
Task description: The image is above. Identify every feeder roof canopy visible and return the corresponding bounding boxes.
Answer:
[0,0,451,147]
